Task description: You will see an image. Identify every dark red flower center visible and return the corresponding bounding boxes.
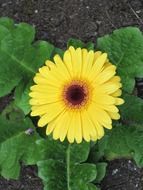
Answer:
[65,84,86,106]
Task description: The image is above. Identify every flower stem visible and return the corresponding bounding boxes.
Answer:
[67,143,71,190]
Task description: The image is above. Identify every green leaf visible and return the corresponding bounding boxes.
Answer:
[86,42,95,51]
[94,163,107,183]
[37,138,97,190]
[120,93,143,125]
[0,17,55,97]
[88,184,100,190]
[14,80,32,115]
[68,38,85,48]
[68,38,94,50]
[97,27,143,93]
[0,111,41,179]
[98,124,143,167]
[52,47,64,58]
[0,17,14,30]
[1,101,25,121]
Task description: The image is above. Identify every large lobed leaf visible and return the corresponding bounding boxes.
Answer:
[120,93,143,125]
[37,138,97,190]
[14,80,32,115]
[98,124,143,167]
[0,109,41,179]
[0,17,55,97]
[97,27,143,93]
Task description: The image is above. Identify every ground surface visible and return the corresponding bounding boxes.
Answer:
[0,0,143,189]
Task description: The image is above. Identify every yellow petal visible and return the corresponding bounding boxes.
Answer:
[30,84,59,93]
[94,65,116,84]
[31,103,60,116]
[63,50,73,75]
[33,72,62,87]
[96,104,119,113]
[88,103,112,125]
[81,110,98,141]
[39,66,65,85]
[102,122,112,129]
[93,94,116,105]
[52,111,66,140]
[59,112,71,142]
[96,82,121,94]
[86,105,104,139]
[46,122,56,135]
[38,102,65,127]
[39,66,51,79]
[82,48,88,66]
[80,111,91,142]
[90,136,97,141]
[67,111,75,143]
[45,60,56,70]
[103,61,112,69]
[112,89,122,97]
[75,48,82,78]
[69,46,77,75]
[74,111,82,143]
[115,98,125,105]
[94,121,104,139]
[108,112,120,120]
[29,91,59,99]
[54,54,71,79]
[33,75,49,84]
[68,47,83,78]
[82,50,94,76]
[29,89,60,105]
[94,51,102,63]
[109,76,121,83]
[30,98,59,106]
[89,53,107,80]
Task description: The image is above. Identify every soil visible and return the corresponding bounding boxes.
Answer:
[0,166,43,190]
[0,0,143,189]
[101,159,143,190]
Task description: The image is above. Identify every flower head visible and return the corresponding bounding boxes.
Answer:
[29,46,124,143]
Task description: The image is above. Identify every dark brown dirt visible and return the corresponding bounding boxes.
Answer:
[0,0,143,189]
[0,166,43,190]
[0,0,143,49]
[101,159,143,190]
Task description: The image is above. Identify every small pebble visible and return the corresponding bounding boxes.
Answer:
[1,3,7,7]
[96,20,102,25]
[34,10,38,14]
[136,10,141,14]
[112,168,119,175]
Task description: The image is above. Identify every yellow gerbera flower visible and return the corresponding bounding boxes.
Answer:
[29,46,124,143]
